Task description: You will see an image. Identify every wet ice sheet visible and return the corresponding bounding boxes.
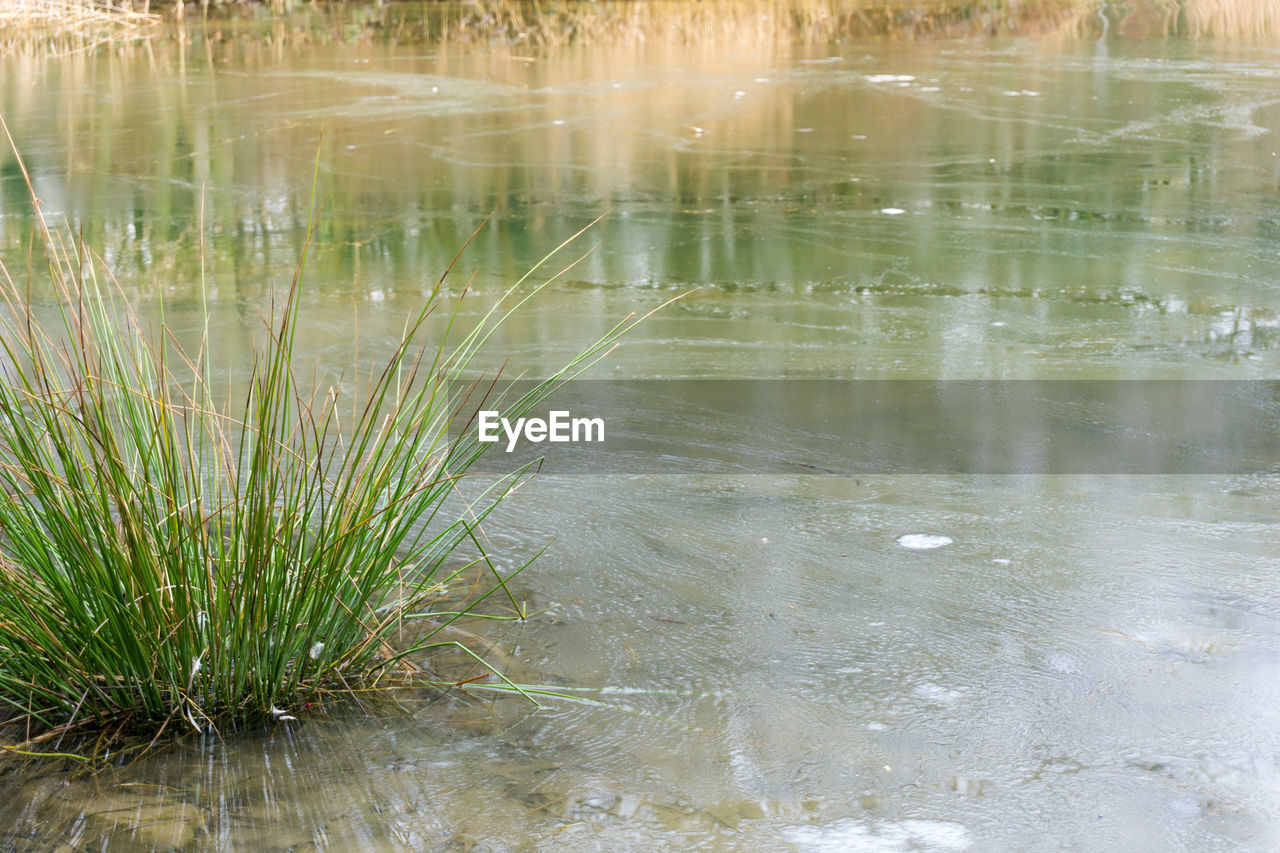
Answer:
[6,474,1278,851]
[3,25,1280,853]
[4,38,1280,381]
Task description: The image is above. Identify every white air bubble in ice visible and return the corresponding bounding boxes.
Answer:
[896,533,952,549]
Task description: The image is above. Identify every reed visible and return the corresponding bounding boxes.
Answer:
[0,0,157,53]
[1182,0,1280,36]
[438,0,1094,47]
[0,126,638,753]
[12,0,1280,57]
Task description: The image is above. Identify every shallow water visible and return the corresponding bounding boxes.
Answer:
[3,8,1280,851]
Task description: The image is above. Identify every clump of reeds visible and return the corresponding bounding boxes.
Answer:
[0,0,157,53]
[1184,0,1280,37]
[440,0,1095,47]
[0,127,634,755]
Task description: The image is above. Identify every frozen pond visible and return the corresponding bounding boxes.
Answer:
[3,5,1280,849]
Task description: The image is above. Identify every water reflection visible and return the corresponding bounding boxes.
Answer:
[4,30,1280,378]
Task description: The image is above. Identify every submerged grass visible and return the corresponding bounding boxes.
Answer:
[0,127,642,755]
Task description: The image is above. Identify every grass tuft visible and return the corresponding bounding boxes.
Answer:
[0,124,640,753]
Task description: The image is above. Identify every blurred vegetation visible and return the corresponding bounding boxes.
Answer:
[8,0,1280,57]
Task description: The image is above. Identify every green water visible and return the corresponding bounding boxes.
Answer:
[3,9,1280,851]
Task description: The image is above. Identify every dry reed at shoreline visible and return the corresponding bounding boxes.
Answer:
[0,0,156,32]
[440,0,1093,46]
[5,0,1280,56]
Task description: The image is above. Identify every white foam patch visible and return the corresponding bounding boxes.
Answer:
[880,208,906,215]
[783,818,970,852]
[896,533,952,549]
[865,74,916,83]
[913,682,965,705]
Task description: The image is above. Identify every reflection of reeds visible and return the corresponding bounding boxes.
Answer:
[1077,0,1280,38]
